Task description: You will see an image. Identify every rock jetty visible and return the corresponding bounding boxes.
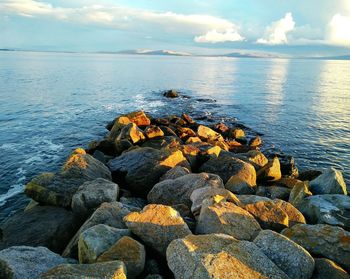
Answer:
[1,93,349,278]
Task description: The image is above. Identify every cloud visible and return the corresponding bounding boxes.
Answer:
[194,28,244,43]
[326,14,350,46]
[256,13,295,45]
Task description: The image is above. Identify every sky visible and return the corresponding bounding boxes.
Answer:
[0,0,350,56]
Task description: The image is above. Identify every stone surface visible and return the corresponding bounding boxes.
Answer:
[282,224,350,271]
[145,125,165,139]
[249,136,263,147]
[312,258,350,279]
[257,157,282,182]
[108,147,189,197]
[256,186,291,200]
[163,89,179,98]
[196,197,261,240]
[148,173,224,207]
[78,224,131,263]
[124,204,192,255]
[167,233,289,279]
[159,166,190,181]
[0,206,80,254]
[309,167,347,195]
[254,230,315,279]
[289,181,313,207]
[98,236,146,279]
[116,123,146,144]
[40,261,127,279]
[197,125,224,142]
[71,178,119,217]
[0,246,68,279]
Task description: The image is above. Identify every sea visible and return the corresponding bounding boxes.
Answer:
[0,51,349,222]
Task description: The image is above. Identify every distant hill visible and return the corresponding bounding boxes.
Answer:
[214,52,283,59]
[117,49,192,56]
[314,55,350,60]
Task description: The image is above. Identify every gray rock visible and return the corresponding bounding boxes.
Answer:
[71,178,119,217]
[147,172,224,207]
[289,181,313,207]
[159,166,190,181]
[254,230,315,279]
[0,246,68,279]
[119,197,147,209]
[312,258,350,279]
[256,186,291,200]
[309,167,347,195]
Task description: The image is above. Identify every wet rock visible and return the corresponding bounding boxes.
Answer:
[254,230,315,279]
[124,204,192,255]
[159,166,190,181]
[0,206,80,254]
[257,156,282,182]
[163,89,179,98]
[249,136,263,147]
[196,196,261,240]
[0,246,68,279]
[97,236,145,279]
[197,125,224,142]
[282,224,350,271]
[115,139,133,154]
[278,154,299,177]
[289,181,313,207]
[298,170,322,181]
[88,139,117,156]
[116,123,146,144]
[167,234,289,279]
[147,172,224,207]
[71,178,119,218]
[213,122,230,135]
[145,125,165,139]
[256,186,291,200]
[108,147,189,197]
[181,113,195,125]
[40,261,127,279]
[309,167,347,195]
[312,258,350,279]
[78,224,131,263]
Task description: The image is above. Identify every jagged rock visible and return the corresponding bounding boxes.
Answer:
[256,186,291,200]
[71,178,119,218]
[289,181,313,207]
[240,150,269,170]
[197,125,224,142]
[257,156,282,182]
[119,197,147,209]
[159,166,190,181]
[63,202,138,259]
[166,234,289,279]
[40,261,127,279]
[147,173,224,207]
[25,149,112,207]
[124,204,192,255]
[97,236,145,279]
[144,125,165,139]
[116,123,146,144]
[254,230,315,279]
[0,206,80,254]
[182,113,195,124]
[78,224,131,263]
[309,167,347,195]
[276,177,303,189]
[312,258,350,279]
[141,136,181,150]
[185,136,201,143]
[108,147,189,197]
[176,127,196,140]
[249,136,262,147]
[0,246,68,279]
[196,196,261,240]
[230,128,245,139]
[163,89,179,98]
[278,154,299,177]
[282,224,350,271]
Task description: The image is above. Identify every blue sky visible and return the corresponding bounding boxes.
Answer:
[0,0,350,56]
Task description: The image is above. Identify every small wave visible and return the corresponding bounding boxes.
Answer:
[0,183,24,207]
[0,143,19,151]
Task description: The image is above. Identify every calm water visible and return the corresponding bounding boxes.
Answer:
[1,51,349,221]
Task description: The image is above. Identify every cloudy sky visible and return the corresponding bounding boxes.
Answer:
[1,0,350,56]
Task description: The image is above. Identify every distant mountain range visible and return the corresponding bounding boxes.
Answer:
[116,49,192,56]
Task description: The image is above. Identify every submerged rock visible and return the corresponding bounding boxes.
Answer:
[163,89,179,98]
[309,167,347,195]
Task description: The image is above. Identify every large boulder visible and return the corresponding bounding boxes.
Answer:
[40,261,127,279]
[147,173,224,207]
[123,204,192,255]
[78,224,131,263]
[166,234,289,279]
[289,181,313,207]
[108,147,189,197]
[159,166,190,181]
[309,167,347,195]
[71,178,119,218]
[197,125,224,142]
[97,236,146,279]
[254,230,315,279]
[237,150,268,170]
[116,123,146,144]
[257,157,282,182]
[196,196,261,240]
[0,246,68,279]
[0,206,80,254]
[312,258,350,279]
[25,149,112,207]
[282,224,350,271]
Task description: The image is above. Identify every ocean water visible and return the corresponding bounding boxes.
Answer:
[0,51,349,222]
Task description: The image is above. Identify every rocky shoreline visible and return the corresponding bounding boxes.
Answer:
[0,92,349,279]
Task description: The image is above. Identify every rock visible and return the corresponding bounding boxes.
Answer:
[176,127,196,140]
[116,123,146,144]
[25,149,112,207]
[278,154,299,177]
[254,230,315,279]
[257,156,282,182]
[144,125,165,139]
[0,206,80,254]
[312,258,350,279]
[0,246,68,279]
[147,173,224,207]
[109,116,132,140]
[97,236,145,279]
[114,139,133,154]
[249,136,263,147]
[256,186,291,200]
[273,199,306,226]
[230,128,245,139]
[296,194,350,229]
[71,178,119,218]
[309,167,347,195]
[166,234,289,279]
[124,204,192,255]
[89,139,117,156]
[289,181,313,207]
[185,136,202,143]
[93,150,107,164]
[199,156,256,188]
[119,197,147,209]
[277,177,303,189]
[163,89,179,98]
[159,166,190,181]
[282,224,350,271]
[213,122,230,135]
[190,187,241,218]
[182,113,195,125]
[298,170,322,181]
[108,147,189,197]
[196,196,261,240]
[242,150,269,170]
[63,202,138,259]
[123,111,151,127]
[78,224,131,263]
[141,136,180,150]
[197,125,224,142]
[40,261,127,279]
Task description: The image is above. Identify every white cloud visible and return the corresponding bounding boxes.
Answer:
[194,28,244,43]
[256,13,295,45]
[326,14,350,46]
